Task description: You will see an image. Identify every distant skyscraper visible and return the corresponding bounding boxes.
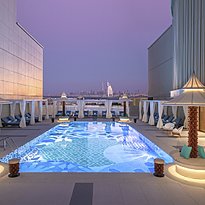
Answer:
[107,82,113,97]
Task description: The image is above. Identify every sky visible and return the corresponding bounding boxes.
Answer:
[17,0,172,96]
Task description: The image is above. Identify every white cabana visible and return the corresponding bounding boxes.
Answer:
[77,100,85,118]
[148,101,155,125]
[156,101,164,129]
[48,96,130,119]
[105,100,112,118]
[20,100,26,128]
[142,100,148,122]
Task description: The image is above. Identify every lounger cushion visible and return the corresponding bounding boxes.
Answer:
[198,146,205,158]
[180,145,192,159]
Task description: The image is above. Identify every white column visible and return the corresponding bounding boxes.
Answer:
[139,100,142,120]
[0,104,3,127]
[45,100,49,119]
[148,101,155,125]
[20,100,26,128]
[157,102,164,129]
[10,102,16,117]
[38,101,43,122]
[183,105,188,128]
[172,106,178,119]
[77,100,85,118]
[105,100,112,118]
[142,101,148,122]
[30,101,35,125]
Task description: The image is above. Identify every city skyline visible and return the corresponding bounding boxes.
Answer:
[17,0,172,96]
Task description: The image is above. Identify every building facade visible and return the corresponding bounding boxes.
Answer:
[148,0,205,99]
[148,0,205,132]
[148,26,173,99]
[0,0,43,100]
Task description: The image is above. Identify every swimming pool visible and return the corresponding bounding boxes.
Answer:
[0,122,173,172]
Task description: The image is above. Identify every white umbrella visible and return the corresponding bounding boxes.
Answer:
[164,73,205,158]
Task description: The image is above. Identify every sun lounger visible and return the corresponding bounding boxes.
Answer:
[163,122,175,131]
[84,111,89,117]
[172,117,183,128]
[92,111,98,119]
[102,111,106,118]
[1,117,20,127]
[172,126,184,137]
[7,116,20,123]
[25,113,39,122]
[56,111,63,117]
[66,110,72,116]
[15,115,30,125]
[163,115,174,125]
[74,111,79,117]
[111,111,116,117]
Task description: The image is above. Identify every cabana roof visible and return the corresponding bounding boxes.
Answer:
[164,73,205,106]
[0,101,12,105]
[164,91,205,106]
[183,73,205,90]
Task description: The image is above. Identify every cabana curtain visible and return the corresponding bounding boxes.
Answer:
[139,101,142,120]
[142,101,148,122]
[163,106,167,115]
[148,101,155,125]
[38,101,43,122]
[10,102,16,118]
[20,100,26,128]
[52,101,57,118]
[77,100,85,118]
[172,106,178,119]
[105,100,112,118]
[30,101,35,125]
[157,102,164,129]
[172,0,205,89]
[183,105,188,128]
[126,101,130,117]
[45,100,49,119]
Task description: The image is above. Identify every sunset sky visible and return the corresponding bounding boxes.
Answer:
[17,0,172,96]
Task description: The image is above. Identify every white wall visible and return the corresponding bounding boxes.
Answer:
[0,0,43,100]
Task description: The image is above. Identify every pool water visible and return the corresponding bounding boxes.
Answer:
[0,122,173,172]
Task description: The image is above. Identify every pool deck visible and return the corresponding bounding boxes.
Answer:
[0,119,205,205]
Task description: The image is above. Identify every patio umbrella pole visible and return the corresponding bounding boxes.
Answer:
[188,106,198,158]
[62,101,66,116]
[123,101,127,117]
